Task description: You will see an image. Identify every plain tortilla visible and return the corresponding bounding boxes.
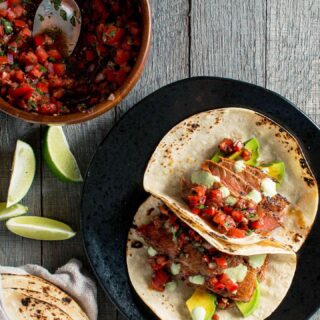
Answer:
[127,196,297,320]
[0,274,89,320]
[143,108,318,255]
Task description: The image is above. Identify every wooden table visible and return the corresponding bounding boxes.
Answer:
[1,1,319,319]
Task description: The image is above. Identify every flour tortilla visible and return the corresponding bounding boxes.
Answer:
[127,196,297,320]
[143,108,318,254]
[0,274,89,320]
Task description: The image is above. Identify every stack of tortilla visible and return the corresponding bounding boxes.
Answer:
[127,108,318,319]
[0,274,89,320]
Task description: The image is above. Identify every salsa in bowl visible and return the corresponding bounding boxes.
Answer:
[0,0,151,124]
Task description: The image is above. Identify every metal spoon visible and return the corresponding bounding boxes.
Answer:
[33,0,82,56]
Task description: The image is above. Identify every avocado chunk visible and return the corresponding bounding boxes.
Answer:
[259,161,285,185]
[235,280,261,317]
[211,138,260,166]
[186,289,217,320]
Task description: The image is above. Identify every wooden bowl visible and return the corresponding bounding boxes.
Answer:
[0,0,152,125]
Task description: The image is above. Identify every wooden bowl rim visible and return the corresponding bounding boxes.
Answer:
[0,0,152,125]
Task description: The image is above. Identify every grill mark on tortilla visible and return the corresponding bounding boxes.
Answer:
[131,240,143,248]
[21,297,31,306]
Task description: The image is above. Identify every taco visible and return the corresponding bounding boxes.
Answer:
[143,108,318,254]
[0,274,89,320]
[127,196,297,320]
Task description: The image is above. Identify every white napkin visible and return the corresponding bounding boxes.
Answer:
[0,259,97,320]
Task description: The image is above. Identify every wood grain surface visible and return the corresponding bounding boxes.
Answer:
[0,1,319,319]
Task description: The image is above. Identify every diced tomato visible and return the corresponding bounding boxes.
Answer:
[219,138,234,154]
[34,34,45,47]
[85,50,95,61]
[0,10,7,18]
[9,85,34,99]
[187,195,199,207]
[115,49,131,64]
[151,269,170,292]
[227,228,246,238]
[209,277,218,286]
[212,314,219,320]
[12,70,24,82]
[14,19,26,28]
[84,33,97,45]
[38,103,57,115]
[0,56,8,65]
[222,206,233,214]
[53,63,66,76]
[231,210,243,223]
[29,64,44,78]
[19,27,31,38]
[96,43,107,56]
[150,255,168,271]
[213,211,226,226]
[12,5,24,17]
[202,207,216,216]
[36,82,49,93]
[191,185,206,197]
[36,46,48,63]
[8,0,21,8]
[233,140,243,152]
[207,189,223,204]
[213,282,225,291]
[49,77,63,88]
[102,24,125,45]
[6,9,15,21]
[20,51,38,65]
[219,273,238,292]
[47,49,62,61]
[128,21,140,36]
[215,256,228,269]
[7,41,18,54]
[241,148,251,161]
[0,25,3,37]
[191,207,200,215]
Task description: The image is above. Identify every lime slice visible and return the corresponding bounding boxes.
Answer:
[43,126,83,183]
[0,203,28,221]
[7,140,36,208]
[6,216,76,241]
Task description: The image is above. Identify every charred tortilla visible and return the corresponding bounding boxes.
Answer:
[143,108,318,254]
[0,274,89,320]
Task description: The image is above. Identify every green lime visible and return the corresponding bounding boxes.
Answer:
[6,216,76,241]
[0,203,28,221]
[7,140,36,208]
[43,126,83,183]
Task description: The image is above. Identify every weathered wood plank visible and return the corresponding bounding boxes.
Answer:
[0,115,41,266]
[40,111,117,320]
[267,0,320,126]
[190,0,266,85]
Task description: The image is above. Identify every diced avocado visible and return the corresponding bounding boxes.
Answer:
[186,289,217,320]
[212,138,260,166]
[235,281,261,317]
[259,161,285,185]
[191,170,220,188]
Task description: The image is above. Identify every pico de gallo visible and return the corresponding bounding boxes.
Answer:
[182,138,289,238]
[137,203,268,317]
[0,0,142,115]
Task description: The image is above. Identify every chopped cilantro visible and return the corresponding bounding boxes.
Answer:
[246,229,254,236]
[39,65,47,73]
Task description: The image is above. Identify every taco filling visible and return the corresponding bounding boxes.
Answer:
[137,203,268,315]
[182,137,289,238]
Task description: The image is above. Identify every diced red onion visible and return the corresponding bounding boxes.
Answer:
[7,54,14,65]
[0,1,8,10]
[47,63,54,74]
[25,65,33,72]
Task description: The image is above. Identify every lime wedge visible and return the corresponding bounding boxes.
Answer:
[6,216,76,241]
[43,126,83,183]
[0,203,28,221]
[7,140,36,208]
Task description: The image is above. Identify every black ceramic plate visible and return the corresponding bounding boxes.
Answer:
[81,77,320,320]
